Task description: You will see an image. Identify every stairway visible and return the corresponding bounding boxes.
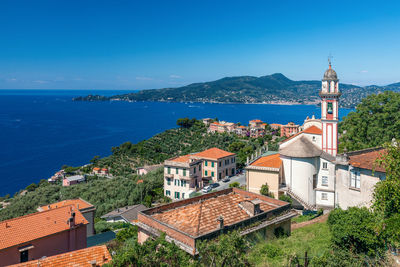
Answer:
[285,187,316,211]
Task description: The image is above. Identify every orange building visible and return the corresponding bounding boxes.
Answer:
[9,245,112,267]
[0,206,88,266]
[280,122,300,137]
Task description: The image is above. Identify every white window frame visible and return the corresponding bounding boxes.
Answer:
[321,176,328,186]
[350,169,361,189]
[321,193,328,200]
[322,162,328,169]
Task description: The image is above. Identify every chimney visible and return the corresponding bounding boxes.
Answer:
[239,199,262,217]
[47,205,50,209]
[216,216,224,229]
[68,212,76,228]
[89,260,97,267]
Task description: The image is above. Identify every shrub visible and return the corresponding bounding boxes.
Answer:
[229,182,240,188]
[327,207,384,257]
[279,194,292,204]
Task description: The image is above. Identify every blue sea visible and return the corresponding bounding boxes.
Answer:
[0,90,353,195]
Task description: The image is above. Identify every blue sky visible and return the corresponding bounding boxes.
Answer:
[1,0,400,89]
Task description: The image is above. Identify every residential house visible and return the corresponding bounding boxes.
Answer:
[136,188,296,255]
[234,125,248,137]
[48,170,65,183]
[335,148,386,209]
[249,119,266,138]
[280,122,300,137]
[246,152,284,198]
[0,206,88,266]
[93,168,110,176]
[38,198,96,237]
[192,147,236,182]
[164,154,203,200]
[208,121,236,134]
[63,175,85,187]
[101,204,147,223]
[137,164,162,176]
[202,118,212,126]
[9,245,112,267]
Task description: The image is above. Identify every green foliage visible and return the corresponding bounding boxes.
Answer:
[195,231,250,267]
[327,207,384,257]
[116,226,138,242]
[0,168,164,221]
[311,248,391,267]
[176,117,197,128]
[373,179,400,218]
[339,91,400,152]
[259,184,269,195]
[375,141,400,180]
[109,233,191,267]
[229,182,240,188]
[278,194,292,204]
[248,222,331,266]
[25,183,37,192]
[95,220,130,234]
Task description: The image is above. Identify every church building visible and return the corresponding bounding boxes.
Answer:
[246,62,387,210]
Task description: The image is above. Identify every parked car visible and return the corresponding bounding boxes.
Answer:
[222,177,230,183]
[210,183,220,188]
[202,186,212,193]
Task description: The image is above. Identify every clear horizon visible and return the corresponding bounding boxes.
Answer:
[1,0,400,90]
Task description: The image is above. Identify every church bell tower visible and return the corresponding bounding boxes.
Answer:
[320,60,341,156]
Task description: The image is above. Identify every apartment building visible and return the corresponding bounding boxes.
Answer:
[192,147,236,182]
[163,148,237,200]
[164,154,203,200]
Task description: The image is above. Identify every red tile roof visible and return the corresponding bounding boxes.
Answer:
[0,206,88,250]
[93,167,100,171]
[10,245,112,267]
[348,148,386,172]
[193,147,235,160]
[39,199,94,211]
[151,190,279,236]
[281,125,322,143]
[250,154,282,169]
[169,154,192,163]
[250,119,263,123]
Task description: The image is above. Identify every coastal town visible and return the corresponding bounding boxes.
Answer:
[2,1,400,266]
[0,63,396,266]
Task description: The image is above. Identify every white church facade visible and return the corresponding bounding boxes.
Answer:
[247,63,387,210]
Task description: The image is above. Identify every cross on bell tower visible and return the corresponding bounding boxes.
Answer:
[320,60,341,156]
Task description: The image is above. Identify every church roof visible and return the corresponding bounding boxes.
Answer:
[323,64,338,80]
[279,135,335,161]
[281,125,321,144]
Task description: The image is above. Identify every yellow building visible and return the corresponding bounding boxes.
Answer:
[246,153,284,199]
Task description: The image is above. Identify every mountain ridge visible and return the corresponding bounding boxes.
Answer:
[73,73,400,108]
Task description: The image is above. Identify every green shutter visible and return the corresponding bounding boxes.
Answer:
[211,171,214,177]
[205,170,208,176]
[205,161,208,166]
[167,167,171,174]
[212,162,214,167]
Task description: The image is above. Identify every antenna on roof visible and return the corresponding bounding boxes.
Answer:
[328,53,333,68]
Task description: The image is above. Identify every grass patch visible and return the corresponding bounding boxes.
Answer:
[248,222,331,267]
[292,214,316,223]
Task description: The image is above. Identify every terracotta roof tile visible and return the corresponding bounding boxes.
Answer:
[10,245,112,267]
[169,154,192,163]
[348,148,386,172]
[193,147,235,160]
[250,154,282,169]
[281,125,321,143]
[39,199,94,211]
[152,191,276,237]
[0,206,88,250]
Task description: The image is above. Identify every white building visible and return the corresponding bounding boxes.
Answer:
[277,63,386,210]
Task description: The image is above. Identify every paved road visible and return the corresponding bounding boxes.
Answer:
[199,172,246,195]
